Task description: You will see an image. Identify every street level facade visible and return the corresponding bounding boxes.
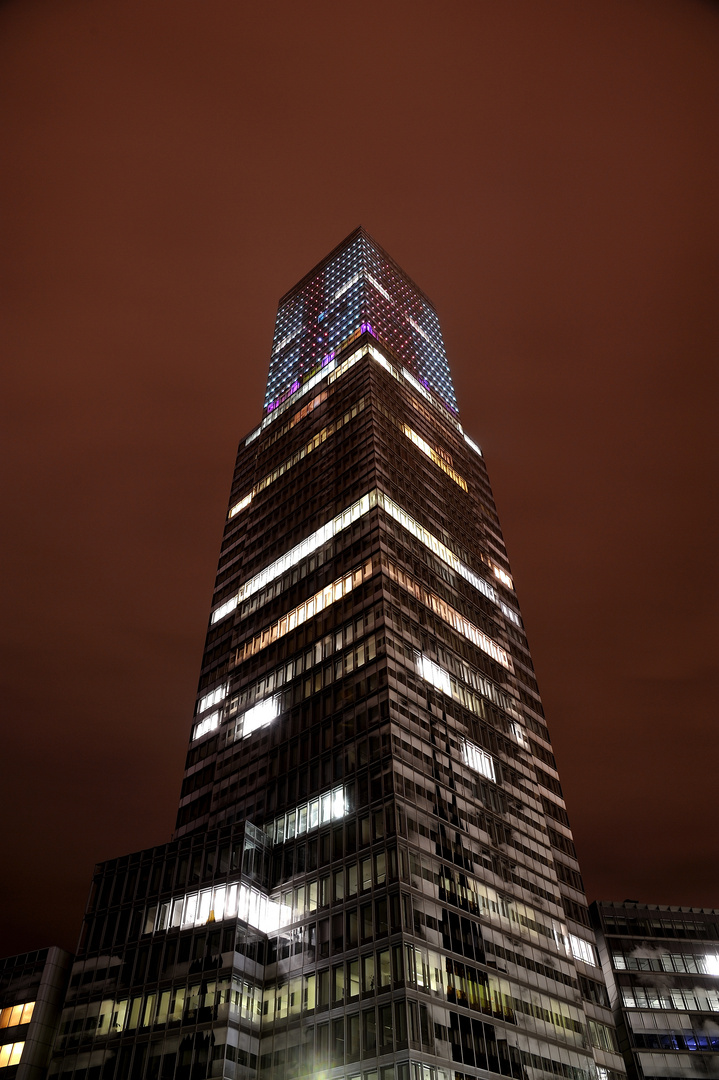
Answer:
[5,230,629,1080]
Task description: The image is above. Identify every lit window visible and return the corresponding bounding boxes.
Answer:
[192,712,220,742]
[331,787,346,819]
[214,491,373,625]
[210,595,238,625]
[493,564,513,589]
[234,557,374,665]
[401,424,468,490]
[228,491,253,519]
[163,880,291,937]
[271,325,301,356]
[464,432,482,456]
[511,722,530,748]
[334,272,360,301]
[364,271,390,301]
[569,935,596,967]
[236,695,281,739]
[500,601,521,626]
[0,1003,34,1029]
[197,684,227,714]
[386,557,512,670]
[0,1044,24,1069]
[462,739,496,783]
[705,954,719,976]
[408,316,431,343]
[416,654,452,696]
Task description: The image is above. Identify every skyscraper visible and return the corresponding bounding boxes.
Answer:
[47,229,626,1080]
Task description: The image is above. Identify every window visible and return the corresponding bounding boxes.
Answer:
[236,695,281,740]
[0,1003,34,1029]
[705,954,719,976]
[348,960,360,1001]
[569,934,596,967]
[0,1044,24,1068]
[377,949,391,989]
[461,739,496,784]
[269,785,348,844]
[588,1020,618,1052]
[363,954,375,993]
[192,711,219,741]
[197,684,227,713]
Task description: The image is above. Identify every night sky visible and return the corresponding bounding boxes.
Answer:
[1,0,717,959]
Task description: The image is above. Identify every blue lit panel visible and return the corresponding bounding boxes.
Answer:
[264,229,458,416]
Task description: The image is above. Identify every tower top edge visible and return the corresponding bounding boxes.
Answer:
[276,225,438,313]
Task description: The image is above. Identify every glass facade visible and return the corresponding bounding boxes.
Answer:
[591,901,719,1080]
[46,232,628,1080]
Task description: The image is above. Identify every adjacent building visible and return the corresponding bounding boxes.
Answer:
[12,229,631,1080]
[591,902,719,1080]
[0,948,72,1080]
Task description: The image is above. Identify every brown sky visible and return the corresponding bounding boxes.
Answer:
[1,0,717,958]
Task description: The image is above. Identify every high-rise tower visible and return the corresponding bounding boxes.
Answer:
[48,229,626,1080]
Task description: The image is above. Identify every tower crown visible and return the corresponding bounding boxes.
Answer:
[264,226,458,416]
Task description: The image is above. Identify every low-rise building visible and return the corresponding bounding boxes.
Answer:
[591,901,719,1080]
[0,948,72,1080]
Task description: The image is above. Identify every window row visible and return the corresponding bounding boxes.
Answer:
[384,555,510,670]
[257,388,329,454]
[266,784,347,843]
[56,975,260,1050]
[613,951,719,976]
[376,490,520,626]
[0,1001,34,1028]
[401,422,467,491]
[621,986,719,1012]
[233,557,375,667]
[0,1044,23,1069]
[149,880,289,938]
[632,1029,719,1052]
[148,846,396,942]
[224,629,383,746]
[403,861,593,970]
[382,613,520,726]
[261,998,429,1066]
[228,394,367,519]
[230,611,381,717]
[401,946,588,1049]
